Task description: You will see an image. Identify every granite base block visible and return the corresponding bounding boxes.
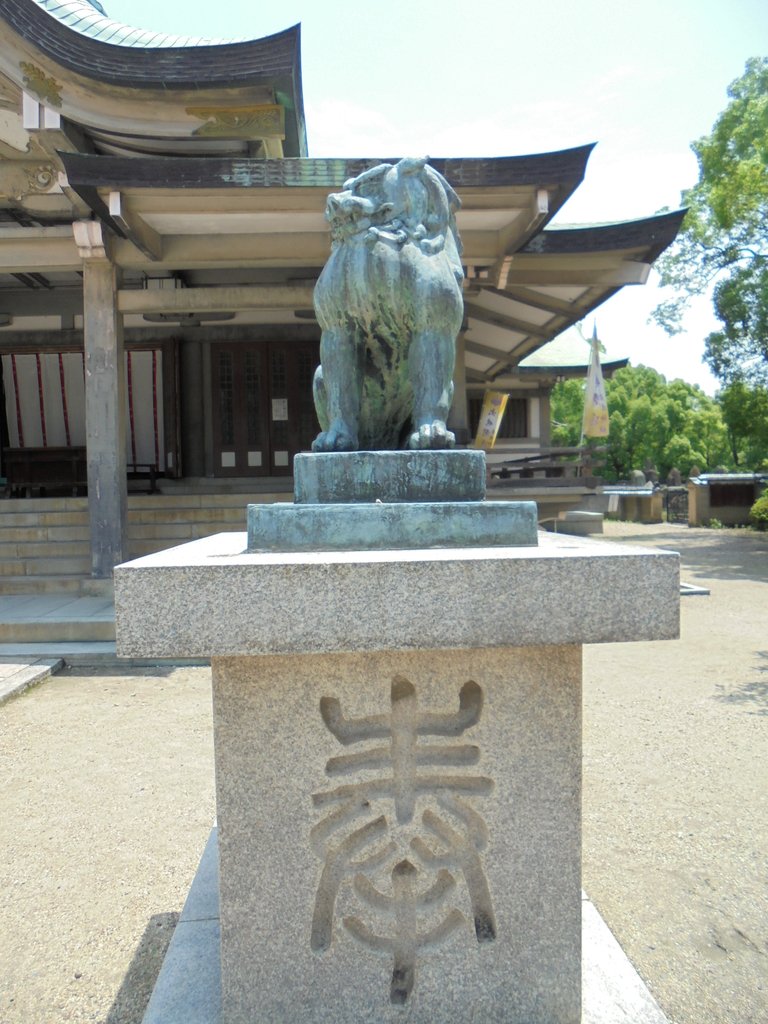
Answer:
[213,646,581,1024]
[247,499,538,552]
[293,450,486,504]
[143,830,671,1024]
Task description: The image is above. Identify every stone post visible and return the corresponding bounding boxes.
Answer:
[76,221,127,577]
[115,468,679,1023]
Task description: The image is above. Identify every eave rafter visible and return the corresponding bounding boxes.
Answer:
[464,300,550,339]
[495,285,580,317]
[107,191,161,261]
[464,339,516,363]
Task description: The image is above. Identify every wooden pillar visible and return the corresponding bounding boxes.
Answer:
[539,388,552,447]
[76,222,127,578]
[180,338,205,477]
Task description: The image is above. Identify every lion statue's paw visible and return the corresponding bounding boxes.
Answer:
[312,421,358,453]
[408,421,456,450]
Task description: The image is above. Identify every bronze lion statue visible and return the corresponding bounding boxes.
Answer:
[312,157,464,451]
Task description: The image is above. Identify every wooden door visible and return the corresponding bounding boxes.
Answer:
[211,341,318,476]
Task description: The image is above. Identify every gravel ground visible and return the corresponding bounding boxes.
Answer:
[0,521,766,1024]
[583,522,768,1024]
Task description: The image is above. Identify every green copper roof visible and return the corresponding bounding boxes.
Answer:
[519,325,626,371]
[32,0,241,47]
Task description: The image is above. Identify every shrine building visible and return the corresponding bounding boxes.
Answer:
[0,0,684,578]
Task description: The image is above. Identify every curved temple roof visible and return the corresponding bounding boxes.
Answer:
[2,0,307,156]
[30,0,238,48]
[5,0,303,90]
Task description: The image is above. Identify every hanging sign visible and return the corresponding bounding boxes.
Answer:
[473,390,509,449]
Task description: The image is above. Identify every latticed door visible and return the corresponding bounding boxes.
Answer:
[211,341,319,476]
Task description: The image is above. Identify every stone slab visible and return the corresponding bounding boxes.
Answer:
[293,450,486,504]
[143,833,671,1024]
[581,896,670,1024]
[0,657,63,704]
[114,532,680,659]
[142,830,221,1024]
[247,500,538,552]
[212,646,582,1023]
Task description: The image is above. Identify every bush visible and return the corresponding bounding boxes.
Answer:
[749,495,768,530]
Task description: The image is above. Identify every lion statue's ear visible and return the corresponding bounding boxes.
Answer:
[343,163,392,194]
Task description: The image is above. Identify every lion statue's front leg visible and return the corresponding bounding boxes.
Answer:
[407,328,456,450]
[311,328,362,452]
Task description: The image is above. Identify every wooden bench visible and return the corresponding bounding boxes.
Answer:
[3,446,87,497]
[2,448,159,496]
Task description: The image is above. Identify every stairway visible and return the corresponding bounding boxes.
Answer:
[0,491,289,645]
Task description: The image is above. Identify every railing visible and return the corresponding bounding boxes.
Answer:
[489,445,606,481]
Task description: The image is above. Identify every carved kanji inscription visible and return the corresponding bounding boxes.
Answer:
[311,676,496,1004]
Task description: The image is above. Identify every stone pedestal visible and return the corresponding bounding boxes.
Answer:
[115,531,679,1024]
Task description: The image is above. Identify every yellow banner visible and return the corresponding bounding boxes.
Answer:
[582,329,609,438]
[473,390,509,449]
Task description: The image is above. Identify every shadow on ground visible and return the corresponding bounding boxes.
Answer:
[713,651,768,716]
[607,525,768,583]
[62,666,184,680]
[105,913,179,1024]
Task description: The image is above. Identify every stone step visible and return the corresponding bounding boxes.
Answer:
[0,593,115,644]
[0,619,115,643]
[127,507,248,525]
[0,555,92,576]
[0,540,91,559]
[0,509,88,528]
[0,643,208,666]
[0,576,113,596]
[0,497,87,513]
[128,492,286,509]
[0,525,92,543]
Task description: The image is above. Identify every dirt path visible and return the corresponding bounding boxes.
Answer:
[0,667,215,1024]
[583,522,768,1024]
[0,522,766,1024]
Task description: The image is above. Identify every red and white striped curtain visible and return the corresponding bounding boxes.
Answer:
[2,351,164,470]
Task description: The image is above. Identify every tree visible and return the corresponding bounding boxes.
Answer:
[550,364,731,481]
[653,57,768,387]
[718,381,768,469]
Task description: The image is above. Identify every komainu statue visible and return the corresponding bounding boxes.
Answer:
[312,157,464,451]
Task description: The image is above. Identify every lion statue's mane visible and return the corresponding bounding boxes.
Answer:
[312,157,464,451]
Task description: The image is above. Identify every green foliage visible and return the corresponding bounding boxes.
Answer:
[718,381,768,467]
[549,378,583,446]
[749,494,768,530]
[550,364,731,482]
[653,58,768,387]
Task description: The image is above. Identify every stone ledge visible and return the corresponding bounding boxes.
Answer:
[141,829,671,1024]
[115,532,679,658]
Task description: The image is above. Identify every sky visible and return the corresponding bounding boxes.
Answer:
[103,0,768,394]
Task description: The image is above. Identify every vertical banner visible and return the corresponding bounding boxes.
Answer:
[473,390,509,449]
[582,325,609,438]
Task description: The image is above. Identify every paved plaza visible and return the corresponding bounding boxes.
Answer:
[0,521,766,1024]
